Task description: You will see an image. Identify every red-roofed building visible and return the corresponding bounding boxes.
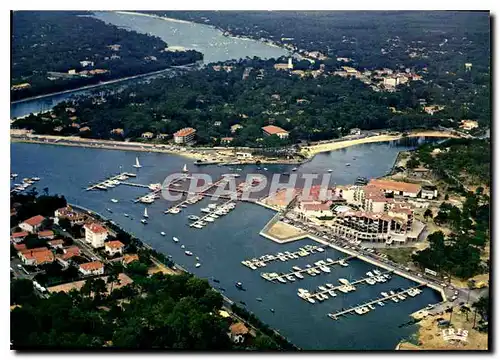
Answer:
[122,253,140,266]
[38,230,55,240]
[54,206,87,226]
[13,243,27,252]
[368,179,421,198]
[47,239,65,249]
[173,127,196,144]
[19,215,45,233]
[84,223,108,249]
[79,261,105,276]
[262,125,289,139]
[298,200,333,217]
[221,137,234,145]
[19,247,55,266]
[105,240,125,256]
[56,246,81,266]
[11,231,29,243]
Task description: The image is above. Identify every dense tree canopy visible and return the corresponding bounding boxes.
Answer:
[11,11,203,100]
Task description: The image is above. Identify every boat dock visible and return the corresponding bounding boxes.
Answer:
[259,255,357,283]
[86,172,137,191]
[189,199,236,227]
[122,182,150,188]
[327,285,426,320]
[241,244,326,267]
[297,271,394,302]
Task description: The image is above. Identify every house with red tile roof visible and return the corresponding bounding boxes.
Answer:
[122,253,140,266]
[54,206,87,226]
[173,127,196,144]
[262,125,289,139]
[11,231,29,243]
[13,243,27,252]
[38,230,55,240]
[79,261,105,276]
[56,246,81,266]
[19,215,45,233]
[105,240,125,256]
[229,322,250,344]
[83,223,108,248]
[19,247,55,266]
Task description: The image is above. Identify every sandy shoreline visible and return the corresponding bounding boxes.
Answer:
[300,131,460,157]
[11,130,460,164]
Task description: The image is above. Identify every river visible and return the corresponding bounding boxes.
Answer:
[11,139,442,350]
[10,11,288,119]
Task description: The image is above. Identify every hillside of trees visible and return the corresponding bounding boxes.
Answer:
[151,11,491,128]
[13,58,475,147]
[410,139,490,279]
[11,11,203,100]
[11,273,279,349]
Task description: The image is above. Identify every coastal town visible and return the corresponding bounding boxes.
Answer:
[10,9,490,352]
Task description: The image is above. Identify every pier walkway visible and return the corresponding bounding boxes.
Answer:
[327,285,426,320]
[298,271,393,302]
[189,199,235,227]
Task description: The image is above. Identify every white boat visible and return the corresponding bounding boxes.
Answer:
[285,274,296,282]
[345,163,351,167]
[378,301,385,307]
[294,272,304,279]
[208,203,218,209]
[173,237,179,243]
[201,208,211,213]
[326,258,334,264]
[195,263,201,268]
[143,208,149,218]
[160,232,166,236]
[381,292,389,297]
[193,224,203,229]
[366,278,376,285]
[316,247,325,253]
[392,297,399,303]
[205,217,215,222]
[133,157,142,168]
[327,169,333,173]
[338,260,348,267]
[325,283,334,289]
[368,304,375,310]
[292,167,298,171]
[318,286,327,291]
[111,199,118,203]
[319,265,331,273]
[185,251,193,256]
[181,245,185,249]
[338,278,350,285]
[170,208,181,214]
[328,290,337,297]
[188,215,200,220]
[366,271,374,277]
[292,266,302,271]
[124,213,129,217]
[307,298,316,304]
[141,219,147,224]
[276,276,286,284]
[182,164,188,173]
[373,270,381,276]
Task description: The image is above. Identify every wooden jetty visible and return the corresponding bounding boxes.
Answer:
[327,285,426,320]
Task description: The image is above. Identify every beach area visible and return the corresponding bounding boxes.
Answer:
[11,129,461,165]
[300,131,460,157]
